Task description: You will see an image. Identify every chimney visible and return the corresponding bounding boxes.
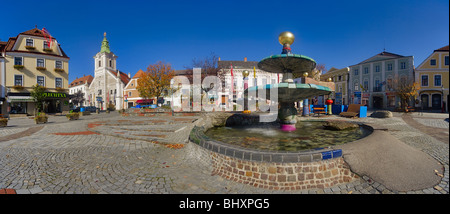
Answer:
[128,73,131,78]
[218,57,221,61]
[244,57,247,62]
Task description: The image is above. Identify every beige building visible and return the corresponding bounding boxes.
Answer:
[0,27,70,116]
[415,45,449,111]
[123,69,145,108]
[320,67,349,105]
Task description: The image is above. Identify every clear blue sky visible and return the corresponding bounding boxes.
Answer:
[1,0,448,83]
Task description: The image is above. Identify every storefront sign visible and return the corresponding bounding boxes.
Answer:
[43,92,67,98]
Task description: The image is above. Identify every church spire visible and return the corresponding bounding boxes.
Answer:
[100,32,111,53]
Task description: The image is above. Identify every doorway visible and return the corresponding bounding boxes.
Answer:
[421,94,429,109]
[432,94,441,110]
[372,96,383,109]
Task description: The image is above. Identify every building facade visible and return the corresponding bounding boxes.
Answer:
[0,27,70,116]
[87,33,130,110]
[217,58,282,109]
[69,75,94,107]
[320,67,349,105]
[348,51,414,109]
[123,69,145,109]
[415,45,449,112]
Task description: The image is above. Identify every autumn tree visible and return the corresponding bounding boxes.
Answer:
[137,61,175,102]
[392,75,420,112]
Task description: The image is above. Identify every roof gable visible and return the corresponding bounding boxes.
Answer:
[357,51,404,65]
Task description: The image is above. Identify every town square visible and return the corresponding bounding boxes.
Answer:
[0,0,448,210]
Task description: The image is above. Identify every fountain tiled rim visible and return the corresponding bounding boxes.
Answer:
[189,121,374,163]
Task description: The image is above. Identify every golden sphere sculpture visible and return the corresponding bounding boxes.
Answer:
[242,70,249,77]
[328,77,332,82]
[303,72,309,77]
[278,31,295,46]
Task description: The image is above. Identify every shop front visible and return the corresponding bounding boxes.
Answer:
[7,92,69,115]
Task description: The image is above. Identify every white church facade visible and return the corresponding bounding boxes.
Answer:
[87,33,130,110]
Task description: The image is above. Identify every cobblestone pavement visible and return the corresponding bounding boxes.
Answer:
[0,111,448,194]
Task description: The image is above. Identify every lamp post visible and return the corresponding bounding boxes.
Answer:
[442,85,445,113]
[242,70,249,112]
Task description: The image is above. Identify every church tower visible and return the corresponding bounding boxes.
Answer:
[90,32,128,110]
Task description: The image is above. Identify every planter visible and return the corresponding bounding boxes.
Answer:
[81,111,91,116]
[66,113,80,120]
[25,46,35,50]
[0,118,8,127]
[34,115,48,124]
[43,48,53,52]
[54,68,65,72]
[14,65,24,69]
[36,67,46,71]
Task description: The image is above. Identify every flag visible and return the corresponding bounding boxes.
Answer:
[230,63,234,94]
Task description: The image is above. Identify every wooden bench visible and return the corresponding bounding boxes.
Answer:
[312,107,326,116]
[339,104,362,118]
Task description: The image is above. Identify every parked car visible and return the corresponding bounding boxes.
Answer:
[84,106,98,112]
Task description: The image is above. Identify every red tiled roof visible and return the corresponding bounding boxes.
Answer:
[434,45,449,52]
[69,75,94,88]
[108,70,130,85]
[1,28,69,59]
[132,69,145,79]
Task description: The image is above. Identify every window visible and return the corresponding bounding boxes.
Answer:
[98,60,102,67]
[14,75,23,86]
[434,75,442,86]
[37,76,45,86]
[55,61,63,69]
[445,56,449,66]
[14,57,23,65]
[387,63,393,71]
[44,41,50,49]
[430,59,436,66]
[363,80,369,92]
[109,60,112,68]
[387,78,393,91]
[354,82,359,91]
[37,58,45,67]
[374,79,381,91]
[363,67,369,74]
[375,65,380,72]
[55,78,63,88]
[26,38,34,47]
[98,89,102,95]
[400,62,406,69]
[338,75,342,81]
[128,92,132,97]
[421,75,428,87]
[354,69,359,75]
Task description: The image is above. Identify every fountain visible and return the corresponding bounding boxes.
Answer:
[246,31,332,131]
[189,32,373,191]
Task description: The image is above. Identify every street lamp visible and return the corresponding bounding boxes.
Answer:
[442,85,445,113]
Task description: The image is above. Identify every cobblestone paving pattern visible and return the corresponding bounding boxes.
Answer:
[0,112,448,194]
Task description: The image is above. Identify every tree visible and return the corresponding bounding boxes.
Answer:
[393,75,420,112]
[30,84,46,113]
[71,90,85,106]
[184,52,226,84]
[137,61,175,101]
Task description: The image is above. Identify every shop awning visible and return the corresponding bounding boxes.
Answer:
[136,99,153,104]
[7,96,34,102]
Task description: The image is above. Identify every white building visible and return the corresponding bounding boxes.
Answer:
[217,58,282,109]
[348,51,414,109]
[69,75,93,106]
[87,33,130,110]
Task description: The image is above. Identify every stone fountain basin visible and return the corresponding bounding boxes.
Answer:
[245,83,332,102]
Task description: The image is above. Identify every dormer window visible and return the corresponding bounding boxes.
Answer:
[26,38,34,47]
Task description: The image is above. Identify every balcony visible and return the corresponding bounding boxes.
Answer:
[373,86,383,92]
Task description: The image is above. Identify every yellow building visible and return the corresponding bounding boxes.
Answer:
[0,27,70,116]
[320,67,349,105]
[415,45,449,112]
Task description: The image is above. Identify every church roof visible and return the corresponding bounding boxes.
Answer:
[100,32,111,53]
[109,70,130,85]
